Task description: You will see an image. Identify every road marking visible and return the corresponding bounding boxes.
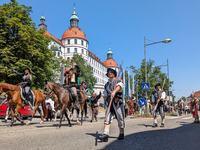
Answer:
[182,117,192,119]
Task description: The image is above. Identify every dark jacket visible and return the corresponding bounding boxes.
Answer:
[64,65,81,88]
[14,71,32,87]
[91,92,101,108]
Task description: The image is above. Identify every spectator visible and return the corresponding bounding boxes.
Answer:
[90,91,101,122]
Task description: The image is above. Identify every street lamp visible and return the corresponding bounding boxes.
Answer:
[144,36,171,114]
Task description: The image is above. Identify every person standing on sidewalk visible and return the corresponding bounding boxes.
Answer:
[178,100,182,116]
[152,83,166,128]
[98,68,124,142]
[90,91,101,122]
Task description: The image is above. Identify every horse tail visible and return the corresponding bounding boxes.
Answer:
[41,98,47,119]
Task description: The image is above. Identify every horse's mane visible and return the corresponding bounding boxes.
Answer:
[49,82,64,88]
[0,83,20,90]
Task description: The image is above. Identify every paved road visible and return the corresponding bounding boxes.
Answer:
[0,113,199,150]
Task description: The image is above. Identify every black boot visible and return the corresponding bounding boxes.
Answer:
[152,123,158,127]
[118,133,124,140]
[160,123,164,127]
[98,134,109,142]
[75,95,80,109]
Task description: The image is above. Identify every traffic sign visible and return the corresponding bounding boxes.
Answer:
[138,98,146,107]
[142,83,150,90]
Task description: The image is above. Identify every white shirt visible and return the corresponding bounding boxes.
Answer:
[152,89,166,103]
[45,99,55,111]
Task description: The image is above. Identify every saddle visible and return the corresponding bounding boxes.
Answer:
[77,89,83,101]
[20,87,35,108]
[63,86,76,102]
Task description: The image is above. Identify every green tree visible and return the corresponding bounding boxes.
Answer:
[71,54,96,92]
[129,59,173,102]
[0,0,58,88]
[180,96,186,101]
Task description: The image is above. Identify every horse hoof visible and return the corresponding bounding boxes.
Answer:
[77,122,80,125]
[53,119,56,122]
[7,124,12,127]
[40,121,43,124]
[68,124,72,127]
[21,121,25,125]
[26,121,31,125]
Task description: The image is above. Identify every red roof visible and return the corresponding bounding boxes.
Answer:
[187,91,200,98]
[44,30,63,46]
[62,27,87,40]
[104,59,118,68]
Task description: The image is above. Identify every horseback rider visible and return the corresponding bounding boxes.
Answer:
[63,62,80,108]
[80,81,89,99]
[12,67,32,104]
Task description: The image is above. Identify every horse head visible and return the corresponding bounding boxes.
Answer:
[43,81,54,100]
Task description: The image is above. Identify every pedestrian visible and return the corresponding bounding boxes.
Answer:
[178,100,182,116]
[190,93,199,123]
[98,68,124,142]
[152,83,166,127]
[45,98,55,121]
[90,91,101,122]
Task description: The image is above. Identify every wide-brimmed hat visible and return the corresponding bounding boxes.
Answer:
[155,83,161,88]
[63,67,73,76]
[81,81,86,85]
[23,68,31,73]
[106,68,117,77]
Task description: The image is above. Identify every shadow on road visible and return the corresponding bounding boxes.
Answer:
[97,123,200,150]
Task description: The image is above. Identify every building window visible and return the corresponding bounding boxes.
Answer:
[74,48,77,53]
[75,31,77,35]
[81,40,83,45]
[68,39,70,44]
[74,39,77,44]
[58,52,60,56]
[86,42,88,47]
[82,49,84,54]
[67,57,70,61]
[67,48,70,53]
[86,51,88,56]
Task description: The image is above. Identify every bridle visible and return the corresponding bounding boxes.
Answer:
[43,82,65,99]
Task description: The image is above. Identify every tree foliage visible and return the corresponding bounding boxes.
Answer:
[71,54,96,92]
[0,0,60,88]
[128,59,174,101]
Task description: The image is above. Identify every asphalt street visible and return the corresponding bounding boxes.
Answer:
[0,113,199,150]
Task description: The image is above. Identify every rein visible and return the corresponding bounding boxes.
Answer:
[43,82,64,99]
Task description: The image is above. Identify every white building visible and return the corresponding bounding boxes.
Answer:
[38,7,119,94]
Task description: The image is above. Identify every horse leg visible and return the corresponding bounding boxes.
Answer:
[8,106,15,127]
[57,105,66,129]
[53,110,58,122]
[81,109,83,125]
[76,108,80,125]
[64,111,71,127]
[37,107,44,124]
[14,105,24,125]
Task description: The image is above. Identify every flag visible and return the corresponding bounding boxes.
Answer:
[121,72,123,82]
[125,79,128,99]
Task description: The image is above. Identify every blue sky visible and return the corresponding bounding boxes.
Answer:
[1,0,200,99]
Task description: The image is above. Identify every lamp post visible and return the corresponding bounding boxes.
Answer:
[144,36,171,114]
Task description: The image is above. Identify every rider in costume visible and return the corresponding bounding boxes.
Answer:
[12,68,32,104]
[98,68,124,142]
[190,93,199,123]
[152,83,166,128]
[63,62,81,108]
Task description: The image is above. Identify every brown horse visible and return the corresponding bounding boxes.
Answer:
[43,81,86,127]
[126,100,138,115]
[0,83,47,126]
